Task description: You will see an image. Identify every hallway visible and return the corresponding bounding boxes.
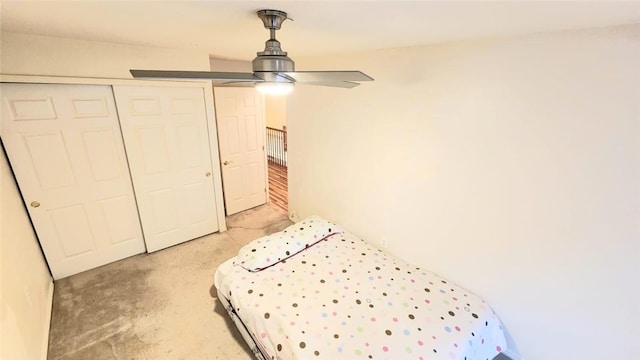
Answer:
[267,160,287,213]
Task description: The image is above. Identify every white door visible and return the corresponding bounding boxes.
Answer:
[113,85,219,252]
[0,83,145,279]
[214,87,267,215]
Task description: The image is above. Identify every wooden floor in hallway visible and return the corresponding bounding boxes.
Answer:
[268,160,288,214]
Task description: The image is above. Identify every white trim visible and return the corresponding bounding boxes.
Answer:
[41,281,54,360]
[203,83,227,231]
[260,93,270,206]
[0,73,211,87]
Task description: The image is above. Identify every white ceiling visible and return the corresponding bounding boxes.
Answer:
[2,1,639,61]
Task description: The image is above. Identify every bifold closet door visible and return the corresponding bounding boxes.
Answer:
[113,86,219,252]
[0,83,146,279]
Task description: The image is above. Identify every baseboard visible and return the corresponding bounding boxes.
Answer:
[41,281,54,360]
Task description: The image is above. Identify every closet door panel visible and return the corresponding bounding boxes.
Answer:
[0,83,146,279]
[113,85,219,252]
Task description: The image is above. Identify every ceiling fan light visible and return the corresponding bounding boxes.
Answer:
[256,82,294,96]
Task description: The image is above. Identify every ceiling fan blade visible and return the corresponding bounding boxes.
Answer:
[130,70,262,82]
[301,81,361,89]
[283,71,374,83]
[218,81,257,87]
[130,11,374,91]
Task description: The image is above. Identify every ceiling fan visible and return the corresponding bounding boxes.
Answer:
[130,9,374,94]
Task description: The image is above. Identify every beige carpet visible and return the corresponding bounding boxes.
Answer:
[47,205,292,360]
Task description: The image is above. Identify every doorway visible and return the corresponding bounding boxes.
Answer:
[265,96,288,214]
[213,87,288,216]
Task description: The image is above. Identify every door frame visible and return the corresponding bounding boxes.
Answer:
[0,74,227,232]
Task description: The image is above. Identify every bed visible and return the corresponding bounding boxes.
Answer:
[214,216,507,359]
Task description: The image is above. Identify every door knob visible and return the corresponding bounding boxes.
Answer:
[205,171,211,177]
[223,160,233,165]
[31,201,40,208]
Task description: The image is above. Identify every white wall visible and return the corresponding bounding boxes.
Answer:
[1,32,211,78]
[287,24,640,360]
[265,96,287,130]
[210,57,252,73]
[1,146,54,360]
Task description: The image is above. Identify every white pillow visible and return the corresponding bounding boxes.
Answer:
[234,215,343,272]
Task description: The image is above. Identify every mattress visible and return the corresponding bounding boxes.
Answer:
[215,216,506,359]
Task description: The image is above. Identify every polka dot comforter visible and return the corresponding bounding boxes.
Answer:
[215,217,507,360]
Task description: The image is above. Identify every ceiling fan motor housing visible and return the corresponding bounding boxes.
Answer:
[253,37,295,72]
[253,9,295,74]
[253,54,295,72]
